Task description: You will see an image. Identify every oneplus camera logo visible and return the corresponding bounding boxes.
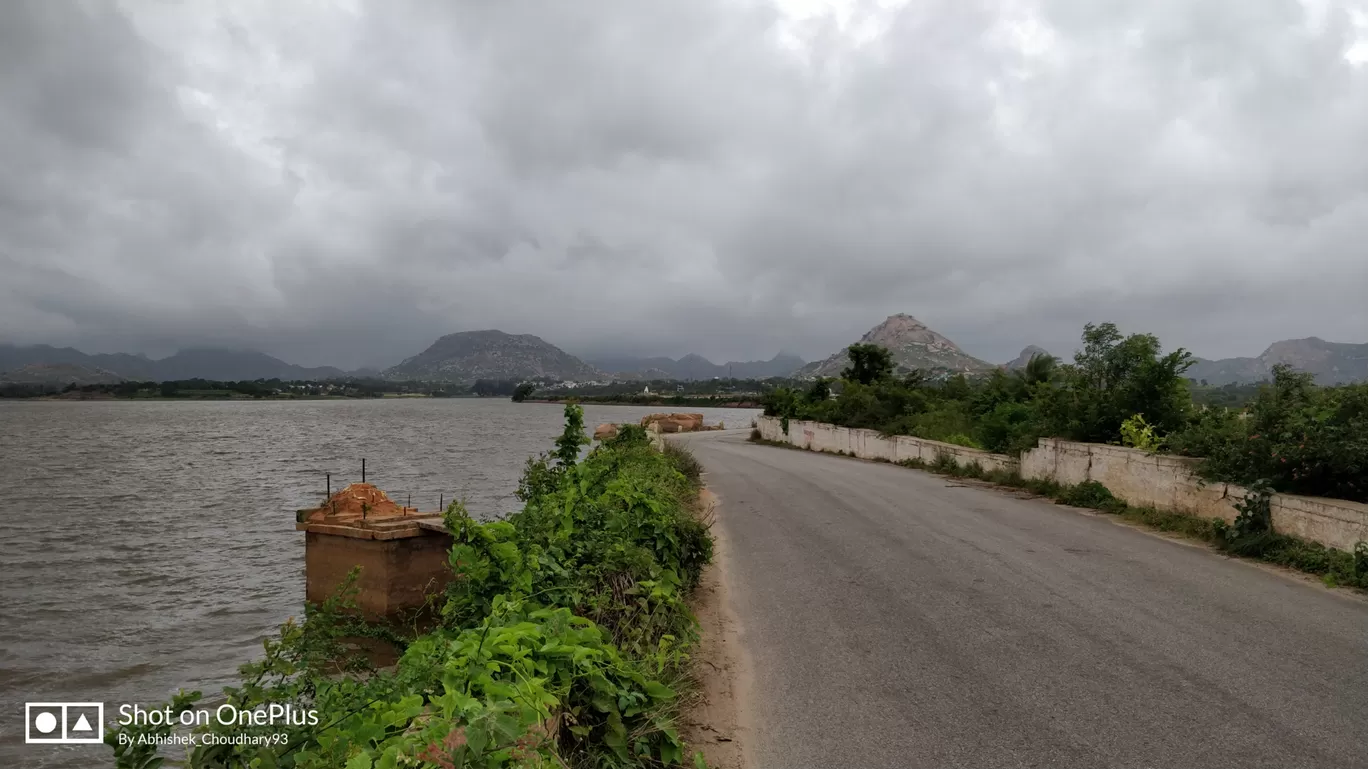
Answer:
[26,702,104,744]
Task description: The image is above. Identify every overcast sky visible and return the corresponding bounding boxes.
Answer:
[2,0,1366,369]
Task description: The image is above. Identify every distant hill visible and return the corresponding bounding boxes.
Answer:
[383,330,603,383]
[1004,345,1054,370]
[148,349,350,381]
[588,352,805,381]
[0,344,159,380]
[0,362,125,386]
[1187,338,1368,385]
[0,344,350,382]
[798,314,993,379]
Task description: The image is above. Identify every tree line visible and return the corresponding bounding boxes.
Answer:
[762,322,1368,504]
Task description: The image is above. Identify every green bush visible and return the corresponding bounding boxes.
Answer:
[1179,367,1368,503]
[1120,414,1163,452]
[1056,480,1125,512]
[663,441,704,485]
[940,433,982,450]
[109,405,713,768]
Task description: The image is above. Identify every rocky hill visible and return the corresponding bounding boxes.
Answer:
[1004,345,1054,370]
[0,362,125,386]
[797,314,993,379]
[1187,338,1368,385]
[589,352,805,381]
[383,330,603,383]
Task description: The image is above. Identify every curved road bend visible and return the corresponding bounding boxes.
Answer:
[674,430,1368,769]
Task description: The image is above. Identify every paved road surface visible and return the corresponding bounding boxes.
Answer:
[676,431,1368,769]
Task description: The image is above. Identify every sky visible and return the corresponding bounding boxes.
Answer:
[2,0,1367,370]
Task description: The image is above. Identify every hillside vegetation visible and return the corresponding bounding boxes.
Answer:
[764,322,1368,504]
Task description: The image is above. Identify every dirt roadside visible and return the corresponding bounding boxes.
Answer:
[680,487,753,769]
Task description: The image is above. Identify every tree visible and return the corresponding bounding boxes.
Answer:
[761,387,799,418]
[1039,322,1193,443]
[1019,352,1058,386]
[512,382,536,402]
[803,377,831,404]
[553,403,590,468]
[841,343,894,385]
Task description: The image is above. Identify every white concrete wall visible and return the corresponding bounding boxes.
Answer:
[757,415,785,442]
[1022,438,1368,552]
[755,416,1018,474]
[755,416,1368,552]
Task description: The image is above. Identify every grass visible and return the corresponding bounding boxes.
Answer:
[749,430,1368,591]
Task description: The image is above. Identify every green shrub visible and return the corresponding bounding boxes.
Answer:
[1056,481,1125,512]
[1120,413,1163,452]
[663,441,704,485]
[941,433,982,449]
[109,405,712,768]
[931,451,958,473]
[1190,368,1368,503]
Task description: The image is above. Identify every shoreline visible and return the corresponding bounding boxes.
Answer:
[523,398,762,408]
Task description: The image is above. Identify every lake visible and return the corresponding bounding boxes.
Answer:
[0,398,759,768]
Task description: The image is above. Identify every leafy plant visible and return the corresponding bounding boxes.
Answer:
[663,442,704,485]
[1120,414,1163,452]
[554,403,591,468]
[940,433,982,450]
[1056,481,1123,512]
[1225,482,1274,552]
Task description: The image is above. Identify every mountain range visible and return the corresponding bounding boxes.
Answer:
[1186,338,1368,386]
[4,322,1366,388]
[0,344,348,384]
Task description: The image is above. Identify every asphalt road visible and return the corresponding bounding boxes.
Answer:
[674,431,1368,769]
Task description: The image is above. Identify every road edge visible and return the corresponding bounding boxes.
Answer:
[680,486,755,769]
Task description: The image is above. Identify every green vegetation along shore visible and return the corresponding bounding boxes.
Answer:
[108,405,715,768]
[762,322,1368,504]
[512,377,786,408]
[523,395,762,408]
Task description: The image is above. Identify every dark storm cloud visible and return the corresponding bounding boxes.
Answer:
[1,0,1365,369]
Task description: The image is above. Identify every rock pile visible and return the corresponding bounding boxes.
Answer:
[640,413,705,433]
[301,483,414,523]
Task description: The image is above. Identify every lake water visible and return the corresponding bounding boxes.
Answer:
[0,398,759,768]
